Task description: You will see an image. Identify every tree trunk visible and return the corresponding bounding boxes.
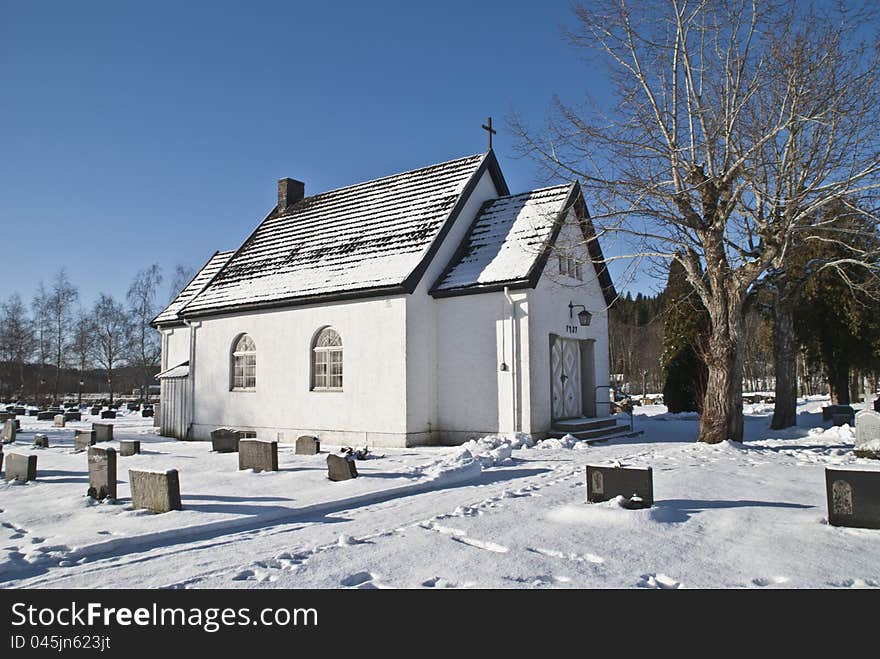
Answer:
[830,363,850,404]
[699,289,744,443]
[771,293,798,429]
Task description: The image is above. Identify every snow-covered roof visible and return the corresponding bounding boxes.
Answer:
[179,153,497,316]
[432,184,577,294]
[152,250,235,327]
[156,362,190,379]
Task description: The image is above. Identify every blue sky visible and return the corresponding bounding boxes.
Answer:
[0,0,651,307]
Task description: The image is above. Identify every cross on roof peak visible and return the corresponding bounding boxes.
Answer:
[481,116,497,150]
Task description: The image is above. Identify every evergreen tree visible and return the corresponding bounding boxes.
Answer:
[661,260,709,413]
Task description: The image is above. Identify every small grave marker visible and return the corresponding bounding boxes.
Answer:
[238,439,278,472]
[855,410,880,460]
[36,411,54,421]
[100,410,116,420]
[833,413,853,427]
[826,468,880,529]
[119,440,140,456]
[211,428,240,453]
[586,464,654,508]
[87,446,117,500]
[2,419,16,444]
[295,435,320,455]
[129,469,181,513]
[53,414,65,428]
[92,423,113,442]
[33,434,49,448]
[327,453,358,481]
[5,453,36,482]
[75,430,96,451]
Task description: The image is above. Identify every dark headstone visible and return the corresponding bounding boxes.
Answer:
[11,407,25,416]
[119,440,140,457]
[27,409,39,417]
[327,453,358,481]
[90,406,101,416]
[823,405,856,422]
[833,413,853,427]
[129,468,181,513]
[92,423,113,442]
[295,435,320,455]
[12,419,20,432]
[211,428,240,453]
[826,468,880,529]
[0,412,11,422]
[75,430,96,451]
[874,398,880,413]
[127,403,140,411]
[33,434,49,448]
[4,453,37,482]
[238,439,278,472]
[87,446,117,500]
[141,408,154,418]
[1,419,15,444]
[100,410,116,419]
[64,411,81,422]
[586,464,654,508]
[36,411,54,421]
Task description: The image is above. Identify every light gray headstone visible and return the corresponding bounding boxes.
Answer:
[119,440,140,456]
[53,414,65,428]
[327,453,358,481]
[87,446,117,500]
[34,434,49,448]
[1,420,15,444]
[92,423,113,442]
[238,439,278,472]
[855,410,880,459]
[295,435,320,455]
[5,453,36,482]
[75,430,96,452]
[129,468,181,513]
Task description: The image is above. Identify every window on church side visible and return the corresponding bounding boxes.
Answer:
[558,254,583,281]
[231,334,256,390]
[312,327,343,391]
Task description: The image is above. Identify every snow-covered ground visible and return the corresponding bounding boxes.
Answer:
[1,398,878,589]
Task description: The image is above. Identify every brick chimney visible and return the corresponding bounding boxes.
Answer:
[277,178,305,211]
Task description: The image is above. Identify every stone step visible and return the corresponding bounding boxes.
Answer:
[551,417,617,433]
[547,424,639,443]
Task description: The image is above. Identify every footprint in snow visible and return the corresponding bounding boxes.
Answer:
[752,576,789,587]
[340,571,387,588]
[637,573,681,589]
[831,578,879,588]
[421,576,470,589]
[451,536,509,553]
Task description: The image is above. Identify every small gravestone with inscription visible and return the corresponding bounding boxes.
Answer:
[119,440,140,456]
[855,410,880,459]
[87,446,117,500]
[327,453,358,481]
[238,439,278,472]
[92,423,113,443]
[826,467,880,529]
[295,435,320,455]
[5,453,37,482]
[586,464,654,508]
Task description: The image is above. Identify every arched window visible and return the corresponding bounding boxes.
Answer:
[231,334,256,390]
[312,327,342,390]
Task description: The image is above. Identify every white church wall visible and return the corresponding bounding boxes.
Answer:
[404,167,503,444]
[187,296,409,445]
[526,209,611,432]
[162,326,190,371]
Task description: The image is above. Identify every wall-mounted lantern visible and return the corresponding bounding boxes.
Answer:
[568,301,592,326]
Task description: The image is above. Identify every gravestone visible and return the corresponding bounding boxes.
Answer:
[238,439,278,472]
[75,430,96,451]
[141,407,154,418]
[5,453,37,482]
[295,435,320,455]
[36,411,54,421]
[27,409,39,416]
[153,403,160,427]
[823,405,856,422]
[211,428,241,453]
[90,406,101,416]
[833,413,853,427]
[586,464,654,508]
[127,402,140,411]
[64,411,81,422]
[129,469,182,513]
[87,446,117,500]
[327,453,358,481]
[13,419,20,431]
[53,414,65,428]
[874,398,880,413]
[11,407,25,416]
[2,419,15,444]
[855,410,880,459]
[92,423,113,442]
[825,468,880,529]
[0,412,11,422]
[119,440,140,457]
[33,434,49,448]
[100,410,116,419]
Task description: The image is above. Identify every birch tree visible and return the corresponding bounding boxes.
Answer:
[91,294,129,405]
[47,269,78,402]
[514,0,880,442]
[127,264,162,401]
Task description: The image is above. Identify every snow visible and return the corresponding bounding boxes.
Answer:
[2,398,879,589]
[152,250,234,326]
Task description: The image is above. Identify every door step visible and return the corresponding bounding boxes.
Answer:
[551,417,617,433]
[547,423,643,443]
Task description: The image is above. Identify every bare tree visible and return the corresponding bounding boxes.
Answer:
[127,264,163,401]
[47,268,79,403]
[167,264,195,304]
[91,294,129,405]
[71,309,94,405]
[30,282,51,402]
[0,294,34,399]
[513,0,880,442]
